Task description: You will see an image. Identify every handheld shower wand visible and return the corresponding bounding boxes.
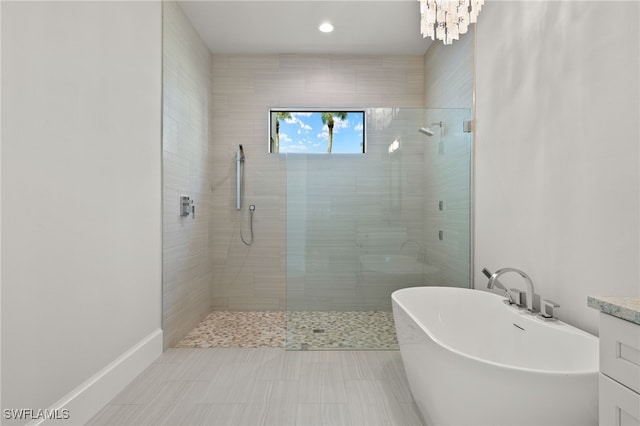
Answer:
[236,144,254,246]
[236,144,244,210]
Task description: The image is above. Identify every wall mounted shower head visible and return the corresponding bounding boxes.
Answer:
[419,121,444,137]
[237,144,245,161]
[419,127,435,137]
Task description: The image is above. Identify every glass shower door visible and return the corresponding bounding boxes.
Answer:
[285,108,472,350]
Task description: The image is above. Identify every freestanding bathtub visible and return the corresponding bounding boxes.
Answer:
[392,286,599,426]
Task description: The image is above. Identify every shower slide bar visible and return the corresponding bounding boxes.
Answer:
[236,144,245,210]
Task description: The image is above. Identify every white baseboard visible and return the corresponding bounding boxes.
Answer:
[27,328,163,426]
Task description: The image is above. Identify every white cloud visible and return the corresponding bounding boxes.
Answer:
[321,116,350,134]
[333,117,350,129]
[284,144,308,152]
[285,113,313,134]
[279,133,293,143]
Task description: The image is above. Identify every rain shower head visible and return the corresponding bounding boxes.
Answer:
[419,127,435,137]
[419,121,443,137]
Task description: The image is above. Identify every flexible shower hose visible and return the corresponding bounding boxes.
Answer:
[240,205,255,246]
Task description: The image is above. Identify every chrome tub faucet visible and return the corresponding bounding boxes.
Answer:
[486,267,537,313]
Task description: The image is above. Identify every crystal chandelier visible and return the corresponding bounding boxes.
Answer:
[419,0,484,45]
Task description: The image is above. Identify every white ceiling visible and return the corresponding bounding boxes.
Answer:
[177,1,433,56]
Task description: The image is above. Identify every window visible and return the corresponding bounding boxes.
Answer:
[269,109,366,154]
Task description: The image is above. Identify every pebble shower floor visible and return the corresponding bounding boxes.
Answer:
[175,311,399,350]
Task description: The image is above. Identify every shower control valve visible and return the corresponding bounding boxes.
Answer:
[180,196,194,218]
[249,204,256,211]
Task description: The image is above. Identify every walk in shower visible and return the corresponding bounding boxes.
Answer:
[285,107,473,350]
[161,2,475,352]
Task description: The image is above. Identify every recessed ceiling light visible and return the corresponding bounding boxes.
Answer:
[319,22,334,33]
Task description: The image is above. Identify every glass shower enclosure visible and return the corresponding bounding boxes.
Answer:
[285,108,472,350]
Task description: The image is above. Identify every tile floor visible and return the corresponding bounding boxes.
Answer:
[176,312,286,348]
[87,348,424,426]
[285,311,398,350]
[175,311,398,351]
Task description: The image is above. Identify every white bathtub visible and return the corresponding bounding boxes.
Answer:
[392,286,599,426]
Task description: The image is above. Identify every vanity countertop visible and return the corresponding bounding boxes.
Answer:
[588,296,640,325]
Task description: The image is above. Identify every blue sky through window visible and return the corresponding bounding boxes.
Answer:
[272,111,365,153]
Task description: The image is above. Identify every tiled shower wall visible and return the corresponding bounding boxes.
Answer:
[286,109,429,311]
[210,55,425,311]
[162,2,213,348]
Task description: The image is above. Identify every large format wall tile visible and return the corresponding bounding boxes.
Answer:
[163,2,213,348]
[210,54,424,311]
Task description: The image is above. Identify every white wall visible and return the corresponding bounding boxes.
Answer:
[162,1,213,349]
[475,1,639,335]
[0,0,4,414]
[1,1,162,423]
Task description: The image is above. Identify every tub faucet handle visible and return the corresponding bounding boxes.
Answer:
[509,288,527,308]
[539,299,560,320]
